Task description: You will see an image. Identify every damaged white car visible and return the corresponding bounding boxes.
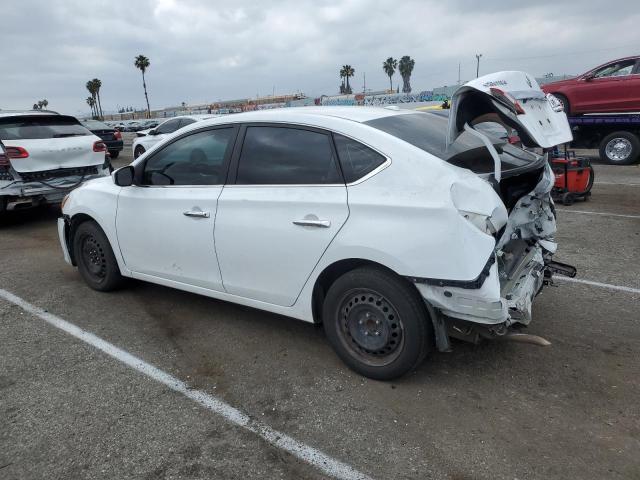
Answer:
[58,71,575,380]
[0,111,111,213]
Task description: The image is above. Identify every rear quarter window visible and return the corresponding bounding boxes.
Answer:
[333,134,386,183]
[0,115,91,140]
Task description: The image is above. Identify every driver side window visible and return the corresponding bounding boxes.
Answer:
[594,60,635,78]
[142,128,234,186]
[156,119,181,134]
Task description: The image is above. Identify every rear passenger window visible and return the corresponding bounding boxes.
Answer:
[236,126,342,185]
[333,134,386,183]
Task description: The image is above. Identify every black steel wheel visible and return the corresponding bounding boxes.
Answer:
[323,266,433,380]
[73,220,125,291]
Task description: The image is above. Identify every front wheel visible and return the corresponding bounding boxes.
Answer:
[73,220,125,291]
[323,266,433,380]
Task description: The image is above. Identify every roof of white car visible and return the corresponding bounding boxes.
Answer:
[195,106,413,128]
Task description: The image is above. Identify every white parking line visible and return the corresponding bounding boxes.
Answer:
[555,209,640,219]
[555,277,640,294]
[0,288,373,480]
[595,181,640,187]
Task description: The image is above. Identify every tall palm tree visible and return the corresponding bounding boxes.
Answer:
[92,78,103,119]
[86,80,98,117]
[134,55,151,118]
[398,56,415,93]
[339,66,346,94]
[383,57,398,92]
[341,65,354,94]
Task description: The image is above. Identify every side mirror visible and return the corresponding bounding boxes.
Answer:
[148,129,157,135]
[113,165,134,186]
[583,74,595,81]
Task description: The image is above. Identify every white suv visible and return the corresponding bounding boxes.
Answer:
[0,111,110,213]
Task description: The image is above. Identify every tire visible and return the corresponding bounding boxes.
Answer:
[322,266,433,380]
[561,192,574,206]
[599,131,640,165]
[134,145,145,159]
[109,150,120,159]
[553,94,570,115]
[73,220,125,291]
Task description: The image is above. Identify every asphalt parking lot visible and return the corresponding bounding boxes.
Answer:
[1,135,639,479]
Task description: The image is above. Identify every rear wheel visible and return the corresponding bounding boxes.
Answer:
[323,266,433,380]
[73,220,125,291]
[134,145,146,159]
[599,131,640,165]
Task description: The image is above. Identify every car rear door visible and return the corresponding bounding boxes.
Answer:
[116,126,237,290]
[214,124,349,306]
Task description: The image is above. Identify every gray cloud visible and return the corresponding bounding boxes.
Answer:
[1,0,638,115]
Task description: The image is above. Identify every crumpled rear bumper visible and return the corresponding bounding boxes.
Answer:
[415,163,562,327]
[415,244,545,326]
[0,168,109,208]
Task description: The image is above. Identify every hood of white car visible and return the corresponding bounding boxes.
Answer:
[448,71,573,149]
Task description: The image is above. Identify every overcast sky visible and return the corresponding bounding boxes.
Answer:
[1,0,638,115]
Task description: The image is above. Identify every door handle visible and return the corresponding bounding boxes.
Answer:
[183,210,210,218]
[292,219,331,228]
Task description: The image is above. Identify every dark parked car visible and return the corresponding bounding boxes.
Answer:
[541,56,640,115]
[81,120,123,158]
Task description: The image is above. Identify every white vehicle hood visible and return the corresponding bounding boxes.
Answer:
[448,71,573,149]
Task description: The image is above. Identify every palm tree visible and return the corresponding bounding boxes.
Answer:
[86,80,98,117]
[341,65,354,94]
[86,96,96,117]
[92,78,103,119]
[33,103,39,110]
[383,57,398,92]
[398,56,415,93]
[134,55,151,118]
[339,66,346,94]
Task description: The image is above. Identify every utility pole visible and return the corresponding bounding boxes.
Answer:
[475,53,483,78]
[363,72,366,93]
[457,62,461,85]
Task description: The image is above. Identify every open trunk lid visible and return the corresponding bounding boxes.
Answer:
[448,71,573,150]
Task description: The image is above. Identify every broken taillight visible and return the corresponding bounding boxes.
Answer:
[490,87,526,115]
[93,141,107,152]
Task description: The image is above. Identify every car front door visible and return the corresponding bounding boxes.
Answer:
[574,59,638,112]
[116,126,237,290]
[214,124,349,306]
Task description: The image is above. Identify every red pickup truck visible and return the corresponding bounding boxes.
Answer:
[541,56,640,115]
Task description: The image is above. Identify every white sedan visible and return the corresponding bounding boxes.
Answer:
[58,72,574,380]
[132,114,216,158]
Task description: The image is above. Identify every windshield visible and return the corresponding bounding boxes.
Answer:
[364,112,539,173]
[0,115,91,140]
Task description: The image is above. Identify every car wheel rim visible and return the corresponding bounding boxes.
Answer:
[605,138,632,161]
[337,289,404,367]
[81,235,106,279]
